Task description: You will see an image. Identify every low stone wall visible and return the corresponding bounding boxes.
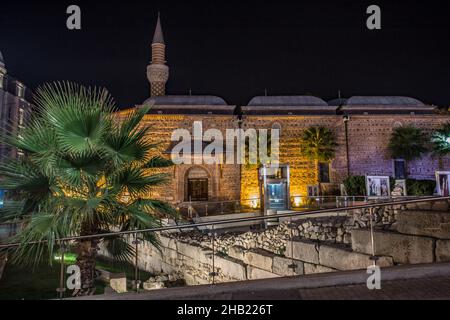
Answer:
[132,233,396,286]
[352,203,450,264]
[101,199,450,286]
[172,205,398,257]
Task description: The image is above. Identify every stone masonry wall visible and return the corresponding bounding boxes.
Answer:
[125,199,450,286]
[117,111,241,204]
[128,205,401,285]
[241,114,450,203]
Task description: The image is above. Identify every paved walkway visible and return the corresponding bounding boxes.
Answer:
[232,277,450,300]
[73,262,450,300]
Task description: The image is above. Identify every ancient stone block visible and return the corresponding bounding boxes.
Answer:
[142,281,164,291]
[110,273,127,293]
[351,229,435,264]
[285,239,320,264]
[396,211,450,239]
[436,240,450,262]
[272,256,304,276]
[303,263,336,275]
[431,200,449,212]
[319,244,393,271]
[243,249,274,272]
[246,266,279,280]
[159,235,178,251]
[177,241,212,264]
[214,255,247,281]
[228,245,246,261]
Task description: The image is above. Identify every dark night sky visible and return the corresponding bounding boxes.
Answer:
[0,0,449,108]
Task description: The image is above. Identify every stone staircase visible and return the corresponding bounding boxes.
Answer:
[351,199,450,264]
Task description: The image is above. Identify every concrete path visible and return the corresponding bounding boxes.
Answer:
[72,262,450,300]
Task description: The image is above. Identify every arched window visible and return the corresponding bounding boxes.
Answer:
[185,167,209,201]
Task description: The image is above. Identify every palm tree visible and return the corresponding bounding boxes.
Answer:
[0,82,176,296]
[388,126,427,175]
[300,127,337,194]
[431,123,450,169]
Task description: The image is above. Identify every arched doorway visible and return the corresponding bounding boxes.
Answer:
[185,167,209,201]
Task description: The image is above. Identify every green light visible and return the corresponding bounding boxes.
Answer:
[53,253,77,264]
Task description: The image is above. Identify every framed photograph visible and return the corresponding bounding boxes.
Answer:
[366,176,390,198]
[435,171,450,196]
[392,179,407,197]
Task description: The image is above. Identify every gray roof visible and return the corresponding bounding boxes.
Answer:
[346,96,425,106]
[243,96,336,115]
[144,95,228,106]
[328,98,348,106]
[152,13,164,44]
[0,50,5,68]
[248,96,328,106]
[141,95,234,115]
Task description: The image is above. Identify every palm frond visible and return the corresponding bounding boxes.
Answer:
[144,156,174,168]
[101,237,135,263]
[388,126,428,161]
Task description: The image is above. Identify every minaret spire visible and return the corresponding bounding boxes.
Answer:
[152,12,165,44]
[147,12,169,96]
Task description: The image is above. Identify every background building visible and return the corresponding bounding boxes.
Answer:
[121,16,450,210]
[0,50,33,162]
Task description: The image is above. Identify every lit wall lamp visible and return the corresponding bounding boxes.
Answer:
[250,197,259,209]
[293,196,302,207]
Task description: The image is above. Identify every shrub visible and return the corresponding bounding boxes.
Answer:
[343,176,435,196]
[343,175,366,196]
[406,179,436,196]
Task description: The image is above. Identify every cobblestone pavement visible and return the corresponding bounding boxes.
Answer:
[73,263,450,300]
[228,277,450,300]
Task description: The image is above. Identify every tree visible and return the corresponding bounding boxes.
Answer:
[244,131,272,169]
[0,82,176,296]
[431,123,450,170]
[300,127,337,194]
[388,126,427,161]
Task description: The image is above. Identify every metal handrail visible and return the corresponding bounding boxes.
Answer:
[0,195,448,249]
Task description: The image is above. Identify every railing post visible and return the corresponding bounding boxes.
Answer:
[56,240,66,300]
[287,218,297,275]
[368,207,379,266]
[132,232,141,293]
[209,226,217,284]
[205,204,208,216]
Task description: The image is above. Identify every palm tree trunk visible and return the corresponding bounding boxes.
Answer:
[73,238,98,296]
[316,160,322,196]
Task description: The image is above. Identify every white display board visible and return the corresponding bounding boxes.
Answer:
[435,171,450,196]
[366,175,390,198]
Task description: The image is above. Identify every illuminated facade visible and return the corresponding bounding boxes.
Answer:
[121,16,450,210]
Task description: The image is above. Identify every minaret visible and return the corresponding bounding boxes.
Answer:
[147,13,169,96]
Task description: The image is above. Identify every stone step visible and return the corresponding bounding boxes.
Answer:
[286,238,393,271]
[318,244,393,271]
[395,210,450,239]
[405,200,449,212]
[351,229,435,264]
